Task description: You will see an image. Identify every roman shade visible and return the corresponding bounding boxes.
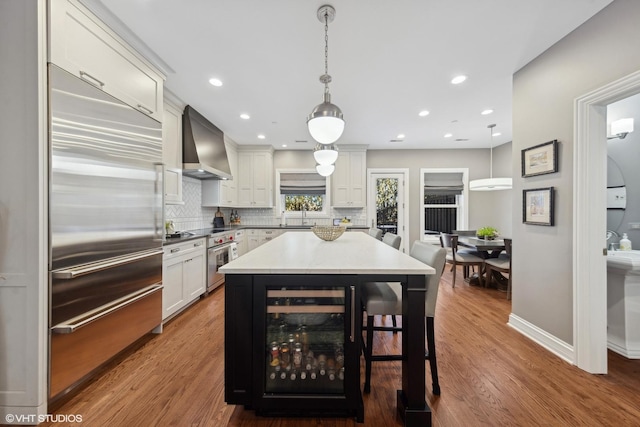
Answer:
[280,172,326,195]
[424,172,464,195]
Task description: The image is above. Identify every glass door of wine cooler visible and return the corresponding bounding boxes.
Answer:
[253,275,362,420]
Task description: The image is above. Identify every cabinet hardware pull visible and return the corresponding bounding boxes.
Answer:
[350,285,356,342]
[51,284,162,334]
[79,70,105,88]
[171,248,180,253]
[52,249,163,279]
[136,104,153,115]
[194,242,203,247]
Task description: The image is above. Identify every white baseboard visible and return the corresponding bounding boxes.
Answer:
[508,313,575,365]
[607,341,640,359]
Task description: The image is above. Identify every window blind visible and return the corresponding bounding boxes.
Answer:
[280,172,326,195]
[424,172,464,195]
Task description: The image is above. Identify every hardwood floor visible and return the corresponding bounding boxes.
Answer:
[39,267,640,427]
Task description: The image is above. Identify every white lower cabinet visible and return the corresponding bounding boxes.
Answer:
[162,238,206,320]
[246,229,283,252]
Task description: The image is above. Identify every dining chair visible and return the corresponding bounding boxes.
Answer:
[360,241,446,395]
[382,232,401,249]
[368,227,383,240]
[439,233,485,288]
[484,238,512,300]
[381,232,401,328]
[452,229,480,278]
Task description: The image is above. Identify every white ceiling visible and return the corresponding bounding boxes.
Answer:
[87,0,613,150]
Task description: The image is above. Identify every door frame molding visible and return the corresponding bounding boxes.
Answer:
[367,168,409,252]
[574,69,640,373]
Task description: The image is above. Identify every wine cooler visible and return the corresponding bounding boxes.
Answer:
[225,274,364,422]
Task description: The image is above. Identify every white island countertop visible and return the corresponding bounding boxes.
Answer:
[220,231,435,276]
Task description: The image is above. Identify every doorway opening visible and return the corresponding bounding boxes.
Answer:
[574,69,640,373]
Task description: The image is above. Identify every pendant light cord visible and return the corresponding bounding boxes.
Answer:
[324,12,329,94]
[488,124,496,179]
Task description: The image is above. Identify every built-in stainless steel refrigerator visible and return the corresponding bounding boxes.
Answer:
[48,64,164,399]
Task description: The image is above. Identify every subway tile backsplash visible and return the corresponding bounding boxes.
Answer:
[165,176,366,231]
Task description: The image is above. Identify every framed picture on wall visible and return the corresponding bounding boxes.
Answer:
[521,140,558,177]
[523,187,554,226]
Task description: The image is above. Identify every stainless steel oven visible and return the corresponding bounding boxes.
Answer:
[207,231,234,293]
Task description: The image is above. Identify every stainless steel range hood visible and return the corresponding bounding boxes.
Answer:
[182,105,232,180]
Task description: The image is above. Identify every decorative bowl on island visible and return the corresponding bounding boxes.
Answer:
[311,225,346,241]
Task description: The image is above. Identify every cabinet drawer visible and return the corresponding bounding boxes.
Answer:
[164,238,206,260]
[49,0,164,120]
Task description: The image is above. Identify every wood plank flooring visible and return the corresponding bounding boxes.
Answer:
[39,267,640,427]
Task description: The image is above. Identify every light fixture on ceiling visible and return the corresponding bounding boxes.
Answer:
[316,163,335,177]
[608,118,634,140]
[307,5,344,146]
[313,143,338,165]
[469,124,513,191]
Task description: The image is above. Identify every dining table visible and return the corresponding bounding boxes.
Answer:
[456,236,508,287]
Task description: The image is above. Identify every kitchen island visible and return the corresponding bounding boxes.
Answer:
[221,231,435,426]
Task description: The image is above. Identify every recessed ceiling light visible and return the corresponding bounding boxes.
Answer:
[492,132,501,137]
[240,113,250,120]
[209,78,223,87]
[444,133,453,138]
[481,109,494,115]
[397,134,405,139]
[282,144,287,148]
[451,75,467,85]
[257,134,266,139]
[418,110,430,117]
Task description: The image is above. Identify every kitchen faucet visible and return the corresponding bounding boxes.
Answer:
[607,230,620,251]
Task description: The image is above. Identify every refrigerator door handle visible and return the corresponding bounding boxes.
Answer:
[51,284,162,334]
[52,249,163,280]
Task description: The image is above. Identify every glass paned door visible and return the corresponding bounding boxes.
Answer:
[368,172,406,251]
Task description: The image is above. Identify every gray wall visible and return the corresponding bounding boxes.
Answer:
[512,0,640,344]
[365,147,513,246]
[607,93,640,242]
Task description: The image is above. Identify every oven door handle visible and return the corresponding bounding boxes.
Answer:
[52,249,163,280]
[51,284,162,334]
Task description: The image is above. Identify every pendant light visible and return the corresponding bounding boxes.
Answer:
[313,143,339,165]
[307,5,344,145]
[469,124,513,191]
[316,163,335,177]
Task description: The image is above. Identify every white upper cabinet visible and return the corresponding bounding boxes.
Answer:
[202,138,239,207]
[237,147,274,207]
[49,0,164,121]
[162,100,183,204]
[332,147,367,208]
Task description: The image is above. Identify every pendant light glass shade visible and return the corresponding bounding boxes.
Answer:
[313,143,338,165]
[316,163,335,177]
[469,177,512,191]
[469,124,512,191]
[308,93,344,144]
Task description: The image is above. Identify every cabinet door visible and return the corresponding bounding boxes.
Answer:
[237,152,254,206]
[252,151,272,207]
[49,0,164,120]
[162,257,185,319]
[332,152,351,207]
[163,102,183,204]
[348,151,366,207]
[184,251,206,300]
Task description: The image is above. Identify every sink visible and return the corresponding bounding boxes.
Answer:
[607,249,640,271]
[607,250,640,359]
